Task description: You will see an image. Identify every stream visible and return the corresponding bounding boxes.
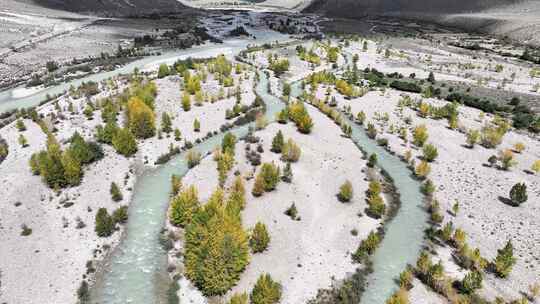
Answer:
[290,82,427,303]
[92,71,284,303]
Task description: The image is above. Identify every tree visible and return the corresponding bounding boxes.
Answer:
[221,132,237,154]
[182,92,191,112]
[170,185,200,227]
[127,97,155,139]
[96,120,119,144]
[281,138,301,162]
[186,149,201,168]
[271,130,284,153]
[493,240,516,278]
[415,161,431,179]
[428,71,436,83]
[385,288,409,304]
[250,222,270,253]
[466,129,480,147]
[413,125,429,147]
[193,118,200,132]
[252,174,265,197]
[95,208,114,237]
[338,180,353,202]
[452,201,460,216]
[110,182,123,202]
[61,150,82,186]
[112,128,138,157]
[509,183,527,206]
[112,206,128,224]
[158,63,170,78]
[229,293,248,304]
[250,274,282,304]
[16,119,26,132]
[356,111,366,125]
[184,188,249,296]
[532,160,540,174]
[174,128,182,141]
[18,134,28,147]
[367,153,377,168]
[281,162,293,183]
[513,142,525,153]
[68,132,103,165]
[499,149,516,170]
[422,144,438,162]
[161,112,172,133]
[258,162,280,192]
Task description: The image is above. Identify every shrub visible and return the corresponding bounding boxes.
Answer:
[182,92,191,112]
[21,224,32,236]
[161,112,172,133]
[250,222,270,253]
[509,183,527,206]
[250,274,282,304]
[193,119,200,132]
[77,280,90,304]
[390,80,422,93]
[252,174,265,197]
[338,180,353,202]
[110,182,123,202]
[288,101,313,134]
[95,208,114,237]
[16,119,26,132]
[421,179,436,195]
[170,185,200,227]
[281,138,301,162]
[422,144,438,162]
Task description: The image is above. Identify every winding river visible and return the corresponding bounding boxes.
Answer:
[290,82,427,303]
[1,32,427,303]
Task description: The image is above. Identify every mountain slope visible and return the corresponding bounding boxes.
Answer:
[29,0,190,16]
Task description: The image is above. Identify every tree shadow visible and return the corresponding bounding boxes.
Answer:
[498,196,517,207]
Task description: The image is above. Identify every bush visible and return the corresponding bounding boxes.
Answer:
[250,274,282,304]
[281,138,301,162]
[250,222,270,253]
[367,194,386,218]
[95,208,114,237]
[338,180,353,202]
[367,153,377,168]
[284,203,298,220]
[509,183,527,206]
[422,144,438,162]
